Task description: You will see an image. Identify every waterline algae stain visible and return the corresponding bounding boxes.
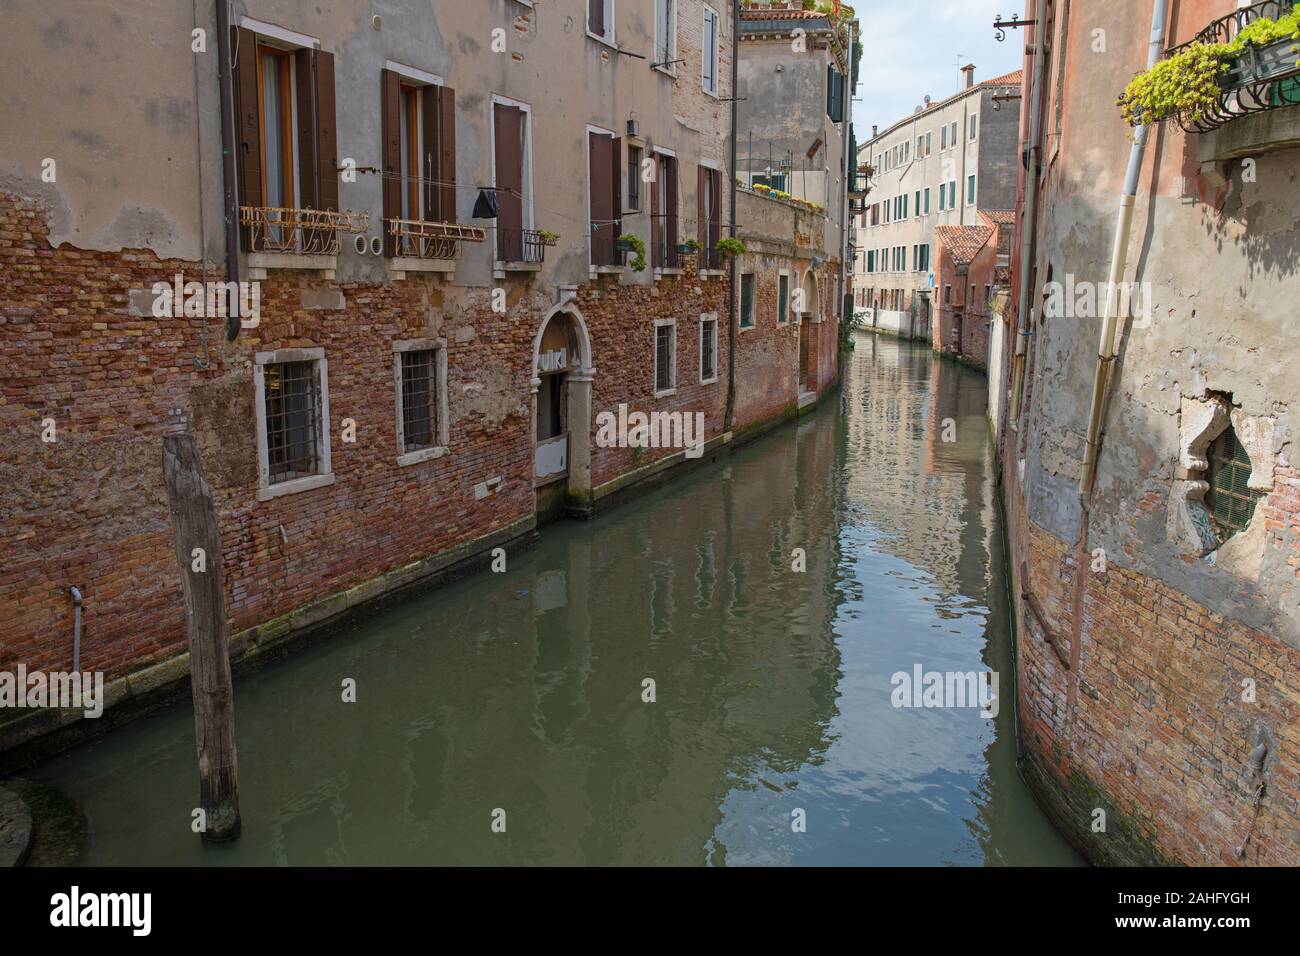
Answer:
[26,338,1078,866]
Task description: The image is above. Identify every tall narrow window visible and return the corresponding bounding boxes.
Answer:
[400,350,437,452]
[655,321,676,393]
[702,7,719,95]
[654,0,675,68]
[493,101,530,262]
[778,273,790,324]
[969,113,978,141]
[258,46,294,212]
[700,315,718,383]
[399,85,419,220]
[967,174,976,205]
[588,130,622,267]
[628,144,642,211]
[588,0,614,43]
[651,152,678,268]
[740,273,755,328]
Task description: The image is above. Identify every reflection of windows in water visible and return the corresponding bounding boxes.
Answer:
[401,349,437,451]
[265,361,320,484]
[1207,427,1263,536]
[537,373,565,440]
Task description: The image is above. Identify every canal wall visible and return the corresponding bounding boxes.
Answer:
[994,0,1300,866]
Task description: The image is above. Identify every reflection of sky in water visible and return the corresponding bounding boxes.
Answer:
[28,337,1078,867]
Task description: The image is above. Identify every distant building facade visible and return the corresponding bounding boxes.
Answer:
[852,66,1022,340]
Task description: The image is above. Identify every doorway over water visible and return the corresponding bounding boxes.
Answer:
[531,302,594,517]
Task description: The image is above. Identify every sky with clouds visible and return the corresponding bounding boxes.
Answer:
[850,0,1024,140]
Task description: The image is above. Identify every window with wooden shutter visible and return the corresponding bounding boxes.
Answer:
[494,103,527,262]
[381,69,402,255]
[233,27,262,250]
[589,131,620,266]
[427,86,457,224]
[701,7,719,94]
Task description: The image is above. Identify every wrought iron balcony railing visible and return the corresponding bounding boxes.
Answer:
[387,219,486,259]
[239,206,369,256]
[1166,0,1300,133]
[497,227,554,264]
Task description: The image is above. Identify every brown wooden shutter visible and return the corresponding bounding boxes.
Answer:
[709,168,722,251]
[697,165,707,251]
[610,136,622,241]
[650,157,661,269]
[588,0,604,36]
[423,85,456,223]
[381,68,401,255]
[665,157,678,252]
[588,132,612,266]
[494,104,524,261]
[233,27,261,251]
[294,50,318,211]
[314,51,338,213]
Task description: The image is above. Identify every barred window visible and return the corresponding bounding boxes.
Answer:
[1207,427,1263,535]
[400,349,438,452]
[700,316,717,382]
[655,322,675,392]
[265,360,321,484]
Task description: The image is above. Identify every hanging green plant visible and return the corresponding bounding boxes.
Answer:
[715,237,746,257]
[618,233,647,272]
[1117,5,1300,127]
[536,229,560,244]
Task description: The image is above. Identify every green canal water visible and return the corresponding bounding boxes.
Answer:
[27,336,1080,865]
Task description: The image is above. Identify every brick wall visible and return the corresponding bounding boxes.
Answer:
[1009,483,1300,866]
[0,186,838,700]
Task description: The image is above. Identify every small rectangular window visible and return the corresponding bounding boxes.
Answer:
[940,125,947,150]
[969,114,978,141]
[778,273,790,323]
[740,273,756,328]
[399,349,438,452]
[967,174,976,205]
[924,187,930,214]
[265,360,321,484]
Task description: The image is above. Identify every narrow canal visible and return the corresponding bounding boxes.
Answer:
[27,336,1079,865]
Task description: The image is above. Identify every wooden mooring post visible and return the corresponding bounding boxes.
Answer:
[162,409,241,841]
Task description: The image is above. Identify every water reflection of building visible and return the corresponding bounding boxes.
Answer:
[842,335,992,604]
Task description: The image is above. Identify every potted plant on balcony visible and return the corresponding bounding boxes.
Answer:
[676,238,701,256]
[536,229,560,246]
[616,233,647,272]
[715,237,746,259]
[1117,4,1300,127]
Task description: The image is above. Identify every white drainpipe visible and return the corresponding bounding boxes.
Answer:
[70,586,83,672]
[1078,0,1170,501]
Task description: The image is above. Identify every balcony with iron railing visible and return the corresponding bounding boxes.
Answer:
[495,227,555,273]
[1166,0,1300,135]
[240,205,370,279]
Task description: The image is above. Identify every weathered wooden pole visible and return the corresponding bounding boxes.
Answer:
[162,409,241,841]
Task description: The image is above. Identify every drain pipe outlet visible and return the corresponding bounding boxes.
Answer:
[70,585,83,672]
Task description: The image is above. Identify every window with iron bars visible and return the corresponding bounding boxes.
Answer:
[655,323,675,392]
[265,360,322,484]
[1207,427,1263,536]
[400,349,439,452]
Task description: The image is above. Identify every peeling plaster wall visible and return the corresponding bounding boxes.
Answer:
[0,0,225,261]
[1018,0,1300,646]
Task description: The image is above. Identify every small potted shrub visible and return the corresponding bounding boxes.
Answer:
[617,233,647,272]
[715,236,746,258]
[536,229,559,246]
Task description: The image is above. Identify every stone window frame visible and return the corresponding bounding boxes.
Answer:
[253,347,335,502]
[777,269,791,325]
[1168,394,1275,558]
[653,317,678,397]
[698,312,719,385]
[393,338,450,468]
[738,272,757,332]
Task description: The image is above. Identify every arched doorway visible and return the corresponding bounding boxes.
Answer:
[798,270,818,392]
[531,302,594,517]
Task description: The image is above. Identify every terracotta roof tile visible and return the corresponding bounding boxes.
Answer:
[982,69,1024,87]
[935,224,994,265]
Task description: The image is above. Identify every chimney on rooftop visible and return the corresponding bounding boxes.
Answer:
[961,64,976,89]
[871,124,877,137]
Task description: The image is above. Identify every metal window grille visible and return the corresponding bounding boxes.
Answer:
[265,361,320,484]
[655,325,674,391]
[401,349,438,451]
[628,146,642,212]
[1208,428,1263,535]
[701,319,716,379]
